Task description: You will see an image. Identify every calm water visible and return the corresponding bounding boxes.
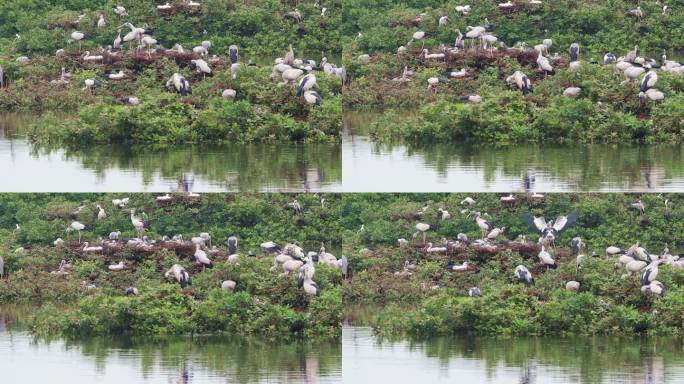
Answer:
[0,115,341,192]
[343,113,684,192]
[0,311,341,383]
[343,326,684,384]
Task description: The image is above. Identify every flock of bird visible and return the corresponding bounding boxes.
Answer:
[387,195,682,298]
[2,196,346,298]
[3,2,345,107]
[362,3,683,103]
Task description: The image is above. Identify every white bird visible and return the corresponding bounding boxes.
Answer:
[97,15,106,28]
[222,89,236,101]
[194,243,213,269]
[410,31,426,48]
[515,265,534,285]
[54,238,64,247]
[473,212,494,239]
[455,5,471,15]
[191,59,211,78]
[166,73,192,96]
[130,209,145,238]
[625,259,647,276]
[640,71,658,92]
[538,245,555,269]
[459,95,482,103]
[113,6,128,19]
[641,280,665,296]
[68,221,86,242]
[192,44,208,56]
[461,197,475,206]
[641,260,663,286]
[287,8,303,22]
[96,204,106,220]
[537,51,553,76]
[105,70,126,80]
[70,31,85,50]
[83,51,104,62]
[604,53,617,64]
[221,280,236,292]
[112,198,129,208]
[82,242,103,253]
[304,90,322,106]
[282,68,304,85]
[438,208,451,220]
[157,2,173,10]
[628,6,643,19]
[449,261,469,272]
[108,261,126,272]
[413,223,430,243]
[165,264,191,287]
[439,16,449,26]
[487,227,505,240]
[606,246,623,255]
[507,71,533,94]
[121,96,140,105]
[426,242,447,253]
[566,281,580,292]
[297,74,317,97]
[623,66,646,83]
[499,1,514,9]
[639,88,665,102]
[112,29,123,49]
[563,87,582,98]
[632,199,645,215]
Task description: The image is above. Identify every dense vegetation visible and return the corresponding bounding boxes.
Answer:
[0,193,344,340]
[343,1,684,144]
[340,193,684,337]
[0,0,342,143]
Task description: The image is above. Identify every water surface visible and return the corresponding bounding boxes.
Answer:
[343,326,684,384]
[0,311,341,383]
[343,112,684,192]
[0,115,341,192]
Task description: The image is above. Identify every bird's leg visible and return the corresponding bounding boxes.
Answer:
[423,232,426,244]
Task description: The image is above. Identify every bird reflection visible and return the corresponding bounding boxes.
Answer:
[172,361,192,384]
[520,363,537,384]
[644,170,653,189]
[178,173,195,192]
[523,170,536,192]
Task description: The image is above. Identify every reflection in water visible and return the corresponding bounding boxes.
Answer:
[343,326,684,384]
[0,312,341,383]
[0,115,341,192]
[343,113,684,192]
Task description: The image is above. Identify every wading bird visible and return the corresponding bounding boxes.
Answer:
[472,212,493,239]
[165,264,191,287]
[413,222,430,243]
[68,221,86,242]
[222,89,236,101]
[227,234,238,254]
[566,281,580,292]
[166,73,191,96]
[515,265,534,286]
[130,209,145,239]
[221,280,236,292]
[507,71,533,94]
[523,212,577,247]
[304,90,322,106]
